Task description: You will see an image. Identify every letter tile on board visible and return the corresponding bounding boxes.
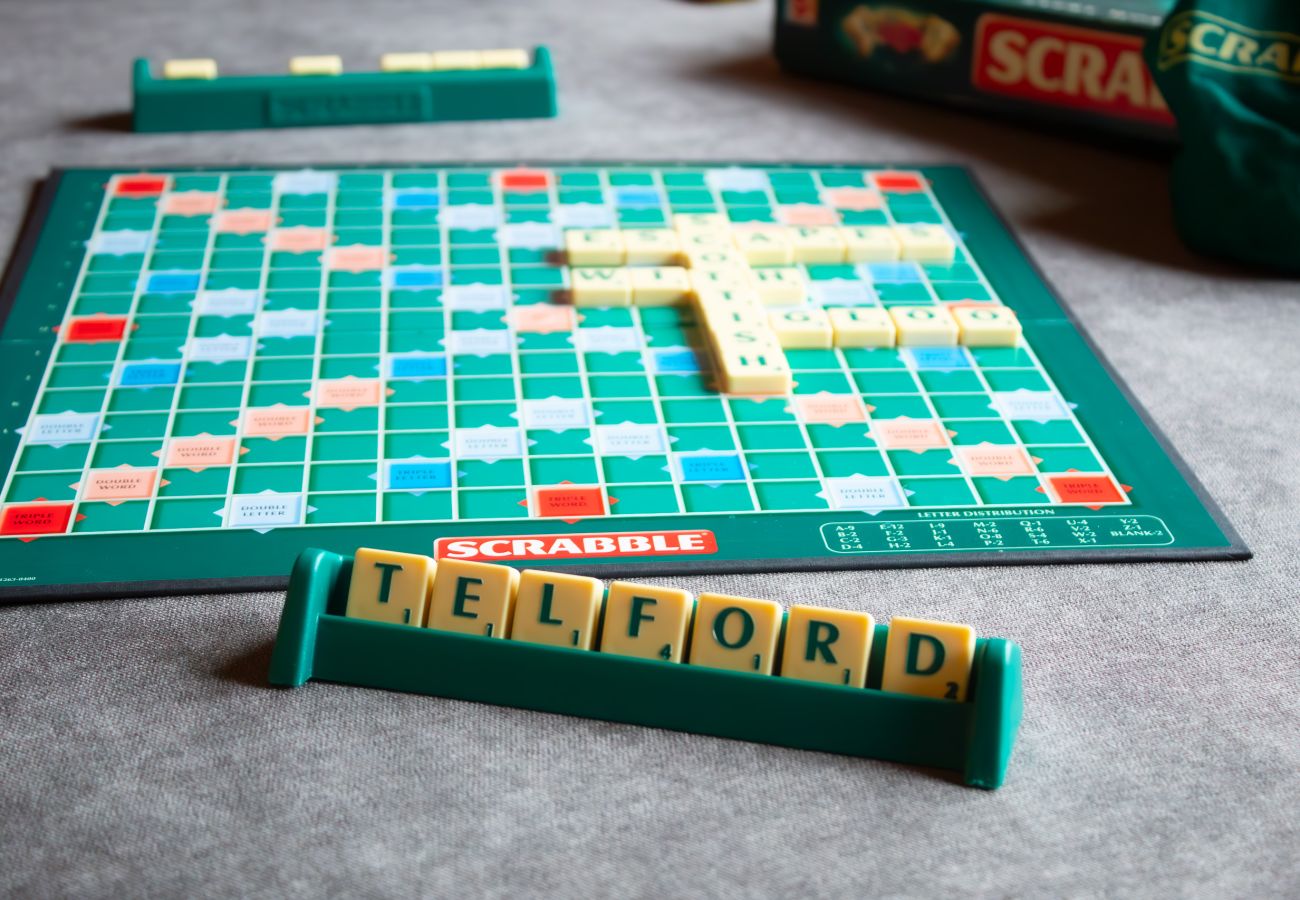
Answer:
[629,267,692,306]
[954,306,1022,347]
[889,305,959,346]
[565,229,625,266]
[685,247,749,271]
[694,286,766,318]
[840,226,901,261]
[690,267,751,294]
[673,212,729,233]
[571,267,631,306]
[428,559,520,638]
[769,308,833,349]
[345,547,436,627]
[750,267,808,305]
[716,345,791,394]
[733,227,794,266]
[781,605,875,687]
[789,226,847,263]
[689,593,782,675]
[829,307,896,347]
[512,569,604,650]
[600,581,693,662]
[622,229,681,265]
[894,224,956,262]
[880,616,976,701]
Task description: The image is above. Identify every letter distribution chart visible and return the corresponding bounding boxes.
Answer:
[0,165,1246,599]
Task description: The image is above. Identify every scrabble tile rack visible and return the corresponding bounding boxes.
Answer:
[131,48,557,132]
[270,547,1024,788]
[0,164,1249,602]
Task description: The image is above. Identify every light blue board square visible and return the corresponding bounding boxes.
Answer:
[388,461,452,490]
[679,454,746,482]
[147,272,201,293]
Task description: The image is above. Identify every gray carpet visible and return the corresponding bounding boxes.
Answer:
[1,1,1297,897]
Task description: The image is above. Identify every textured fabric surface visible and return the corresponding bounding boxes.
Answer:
[1,1,1297,897]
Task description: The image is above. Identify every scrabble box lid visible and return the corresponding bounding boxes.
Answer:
[774,0,1177,139]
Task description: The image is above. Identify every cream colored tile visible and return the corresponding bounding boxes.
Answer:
[769,308,833,349]
[889,305,959,345]
[289,55,343,76]
[894,224,956,262]
[840,226,901,262]
[163,58,218,80]
[630,266,692,306]
[733,227,794,266]
[781,605,874,687]
[380,52,434,72]
[750,267,808,305]
[571,267,631,306]
[478,48,530,69]
[880,615,976,701]
[600,581,693,662]
[622,228,681,265]
[345,547,435,627]
[429,50,483,71]
[829,307,896,347]
[789,226,846,263]
[511,569,604,650]
[689,592,783,674]
[565,228,625,266]
[428,559,519,638]
[954,305,1022,347]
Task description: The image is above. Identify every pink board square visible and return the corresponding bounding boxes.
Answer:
[82,466,158,504]
[795,393,868,426]
[823,188,883,211]
[955,444,1036,479]
[511,304,575,333]
[327,246,389,272]
[164,436,237,471]
[315,378,382,411]
[215,210,275,234]
[873,418,949,450]
[242,406,312,438]
[778,204,840,226]
[270,228,330,252]
[163,193,221,216]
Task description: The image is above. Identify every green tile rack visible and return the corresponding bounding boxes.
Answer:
[131,47,558,132]
[269,548,1024,788]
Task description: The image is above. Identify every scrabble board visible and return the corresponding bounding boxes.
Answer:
[0,164,1246,600]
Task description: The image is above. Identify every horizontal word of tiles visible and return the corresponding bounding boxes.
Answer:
[344,546,978,699]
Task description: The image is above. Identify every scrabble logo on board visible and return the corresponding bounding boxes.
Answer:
[435,529,718,563]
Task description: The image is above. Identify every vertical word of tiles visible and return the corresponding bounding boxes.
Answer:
[344,547,977,698]
[0,165,1130,543]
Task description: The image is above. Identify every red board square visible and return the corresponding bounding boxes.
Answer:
[1048,474,1125,505]
[1,503,74,536]
[114,176,169,197]
[535,486,606,518]
[65,316,128,343]
[499,169,552,191]
[872,172,925,193]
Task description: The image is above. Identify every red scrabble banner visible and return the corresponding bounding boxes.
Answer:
[435,529,718,563]
[972,13,1175,126]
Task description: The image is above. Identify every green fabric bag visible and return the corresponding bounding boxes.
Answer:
[1145,1,1300,273]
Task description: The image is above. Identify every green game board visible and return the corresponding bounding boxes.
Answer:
[0,164,1246,601]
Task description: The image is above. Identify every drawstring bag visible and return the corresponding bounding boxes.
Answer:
[1145,0,1300,273]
